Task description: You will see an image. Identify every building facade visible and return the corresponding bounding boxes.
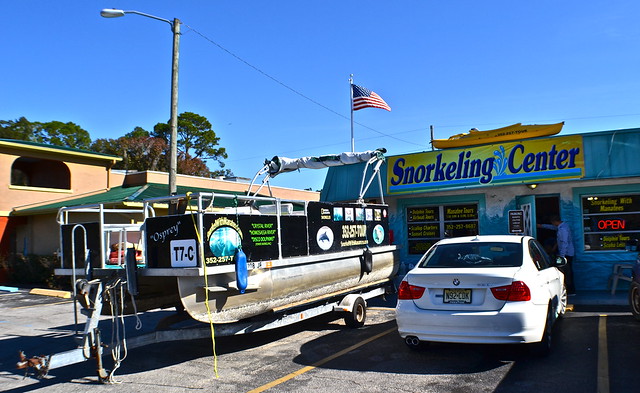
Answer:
[0,139,122,256]
[321,128,640,291]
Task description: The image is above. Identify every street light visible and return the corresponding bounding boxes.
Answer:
[100,8,181,196]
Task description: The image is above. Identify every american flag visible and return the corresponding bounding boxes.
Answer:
[351,84,391,112]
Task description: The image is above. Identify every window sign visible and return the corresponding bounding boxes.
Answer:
[509,210,525,234]
[582,195,640,251]
[407,204,479,254]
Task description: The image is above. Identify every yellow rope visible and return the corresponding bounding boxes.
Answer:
[186,192,219,378]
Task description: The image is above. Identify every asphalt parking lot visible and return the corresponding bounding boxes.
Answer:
[1,288,639,393]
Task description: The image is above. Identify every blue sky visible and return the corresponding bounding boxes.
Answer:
[3,1,640,191]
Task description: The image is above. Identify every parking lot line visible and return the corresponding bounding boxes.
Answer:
[246,326,397,393]
[29,288,72,298]
[597,315,609,393]
[10,300,73,310]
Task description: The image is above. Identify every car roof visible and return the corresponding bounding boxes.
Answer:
[436,235,530,245]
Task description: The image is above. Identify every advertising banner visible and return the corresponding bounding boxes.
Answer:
[144,201,390,267]
[387,135,584,194]
[307,202,389,254]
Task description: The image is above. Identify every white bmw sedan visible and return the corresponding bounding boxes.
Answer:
[396,235,567,355]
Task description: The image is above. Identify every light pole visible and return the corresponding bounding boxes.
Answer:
[100,9,180,196]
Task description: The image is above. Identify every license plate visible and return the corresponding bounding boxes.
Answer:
[443,288,472,304]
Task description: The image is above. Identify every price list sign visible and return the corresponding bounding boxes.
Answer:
[407,207,439,222]
[406,204,479,254]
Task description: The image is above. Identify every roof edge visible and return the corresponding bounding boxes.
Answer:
[0,138,122,162]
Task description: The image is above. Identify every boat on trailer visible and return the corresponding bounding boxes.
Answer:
[20,149,398,381]
[30,149,397,376]
[56,148,397,324]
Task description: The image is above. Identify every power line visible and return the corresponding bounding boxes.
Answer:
[183,24,419,147]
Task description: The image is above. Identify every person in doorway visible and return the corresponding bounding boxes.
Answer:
[538,215,576,294]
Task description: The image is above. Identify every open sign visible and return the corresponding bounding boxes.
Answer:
[598,219,626,230]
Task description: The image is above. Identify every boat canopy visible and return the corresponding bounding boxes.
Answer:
[265,149,386,177]
[248,148,387,203]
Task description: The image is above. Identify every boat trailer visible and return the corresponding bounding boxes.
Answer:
[17,261,392,383]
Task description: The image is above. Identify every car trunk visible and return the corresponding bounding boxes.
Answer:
[406,267,520,311]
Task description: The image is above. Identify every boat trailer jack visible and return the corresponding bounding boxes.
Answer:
[17,279,112,383]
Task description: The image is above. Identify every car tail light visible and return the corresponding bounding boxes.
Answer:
[398,280,426,300]
[491,281,531,301]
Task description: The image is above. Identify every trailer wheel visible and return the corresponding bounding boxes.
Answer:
[344,296,366,328]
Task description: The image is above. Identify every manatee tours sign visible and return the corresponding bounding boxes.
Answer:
[387,135,584,194]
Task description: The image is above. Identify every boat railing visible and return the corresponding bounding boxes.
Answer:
[57,203,153,269]
[142,192,311,264]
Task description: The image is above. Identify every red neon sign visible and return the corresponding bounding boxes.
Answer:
[597,219,626,230]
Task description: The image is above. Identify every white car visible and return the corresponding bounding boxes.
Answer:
[396,235,567,355]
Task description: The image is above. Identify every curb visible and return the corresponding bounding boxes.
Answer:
[0,286,19,293]
[29,288,72,299]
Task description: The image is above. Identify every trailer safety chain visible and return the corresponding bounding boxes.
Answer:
[102,277,142,384]
[187,192,220,378]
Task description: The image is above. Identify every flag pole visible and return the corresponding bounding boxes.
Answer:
[349,74,354,152]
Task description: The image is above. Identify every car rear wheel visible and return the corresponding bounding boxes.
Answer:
[530,306,553,356]
[630,281,640,321]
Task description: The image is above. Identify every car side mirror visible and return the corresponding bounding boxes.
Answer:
[555,256,567,267]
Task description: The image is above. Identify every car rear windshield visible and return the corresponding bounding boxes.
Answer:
[418,242,523,268]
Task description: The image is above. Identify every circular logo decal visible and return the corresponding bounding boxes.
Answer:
[209,226,241,257]
[372,224,385,245]
[316,226,334,250]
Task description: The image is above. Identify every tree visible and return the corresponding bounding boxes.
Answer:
[152,112,229,176]
[91,128,167,172]
[0,117,91,149]
[3,113,234,178]
[179,153,210,177]
[36,121,92,149]
[125,126,150,139]
[118,135,167,171]
[90,138,120,157]
[0,117,39,141]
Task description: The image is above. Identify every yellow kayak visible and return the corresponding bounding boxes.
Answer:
[431,122,564,149]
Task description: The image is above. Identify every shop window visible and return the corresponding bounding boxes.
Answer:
[10,157,71,190]
[407,203,479,255]
[582,194,640,251]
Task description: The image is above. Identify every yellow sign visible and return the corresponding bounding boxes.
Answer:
[387,135,584,194]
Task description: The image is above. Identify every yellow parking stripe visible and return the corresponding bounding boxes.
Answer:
[29,288,72,298]
[597,315,609,393]
[247,326,397,393]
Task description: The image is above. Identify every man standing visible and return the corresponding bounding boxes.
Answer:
[538,215,576,295]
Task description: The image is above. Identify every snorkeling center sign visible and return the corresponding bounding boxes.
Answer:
[387,135,584,194]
